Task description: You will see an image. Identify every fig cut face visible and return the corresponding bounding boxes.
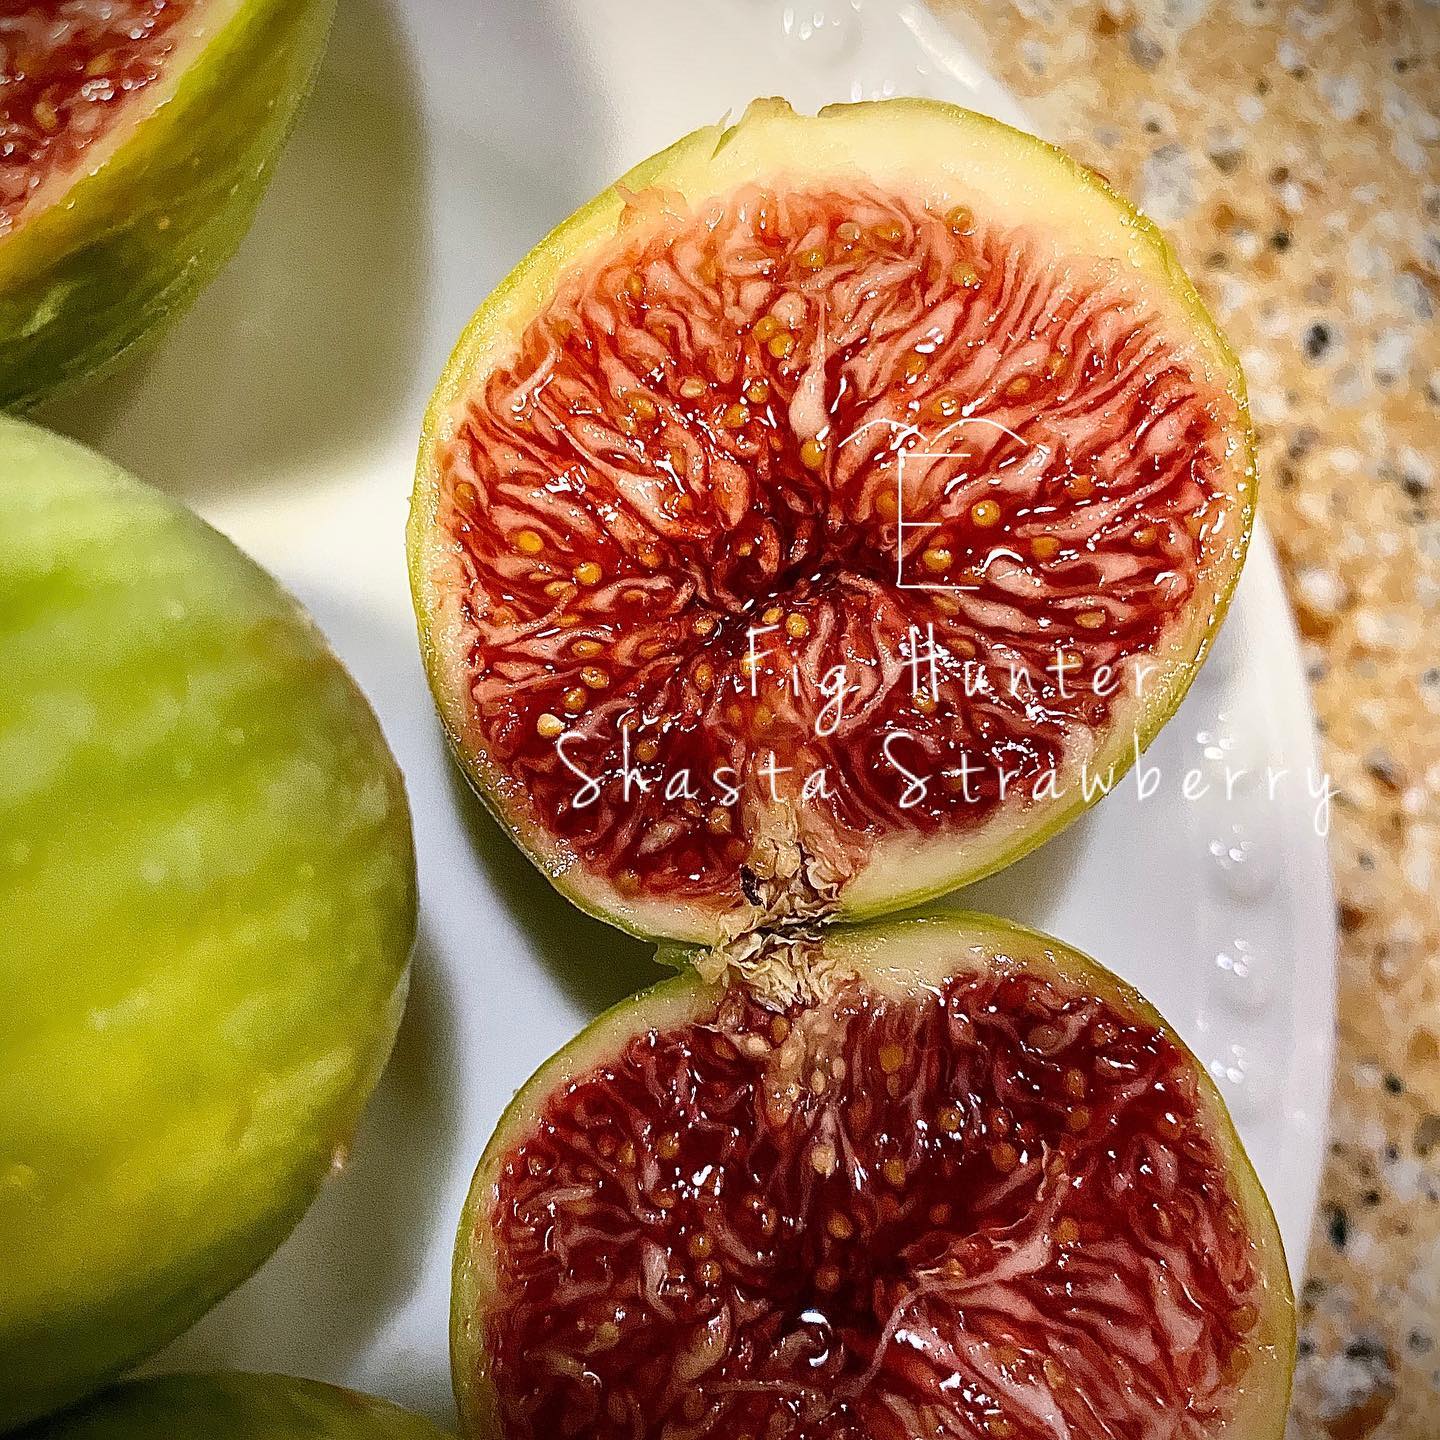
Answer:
[0,1,198,234]
[0,0,336,408]
[411,99,1256,949]
[453,915,1293,1440]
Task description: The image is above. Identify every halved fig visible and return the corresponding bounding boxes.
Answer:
[0,417,416,1428]
[454,913,1293,1440]
[18,1373,451,1440]
[0,0,336,409]
[410,98,1256,954]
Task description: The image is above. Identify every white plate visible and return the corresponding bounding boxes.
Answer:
[42,0,1336,1425]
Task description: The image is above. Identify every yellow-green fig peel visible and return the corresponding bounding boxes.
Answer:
[0,0,337,410]
[15,1373,452,1440]
[0,417,417,1428]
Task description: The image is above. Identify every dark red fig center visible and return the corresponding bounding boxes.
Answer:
[0,0,195,231]
[437,183,1240,910]
[484,964,1263,1440]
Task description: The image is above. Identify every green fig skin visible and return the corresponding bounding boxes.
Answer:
[0,0,337,412]
[0,418,418,1429]
[14,1374,452,1440]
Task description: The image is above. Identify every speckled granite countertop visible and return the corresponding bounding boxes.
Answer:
[932,0,1437,1432]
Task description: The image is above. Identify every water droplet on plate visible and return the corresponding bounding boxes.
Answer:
[1195,717,1237,763]
[1206,821,1275,901]
[1196,713,1265,788]
[1210,937,1271,1012]
[779,3,859,63]
[1207,1042,1269,1121]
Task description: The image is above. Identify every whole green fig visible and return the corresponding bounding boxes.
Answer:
[0,418,417,1427]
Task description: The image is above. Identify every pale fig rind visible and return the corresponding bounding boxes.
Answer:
[0,417,417,1428]
[15,1373,452,1439]
[0,0,337,412]
[452,912,1294,1440]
